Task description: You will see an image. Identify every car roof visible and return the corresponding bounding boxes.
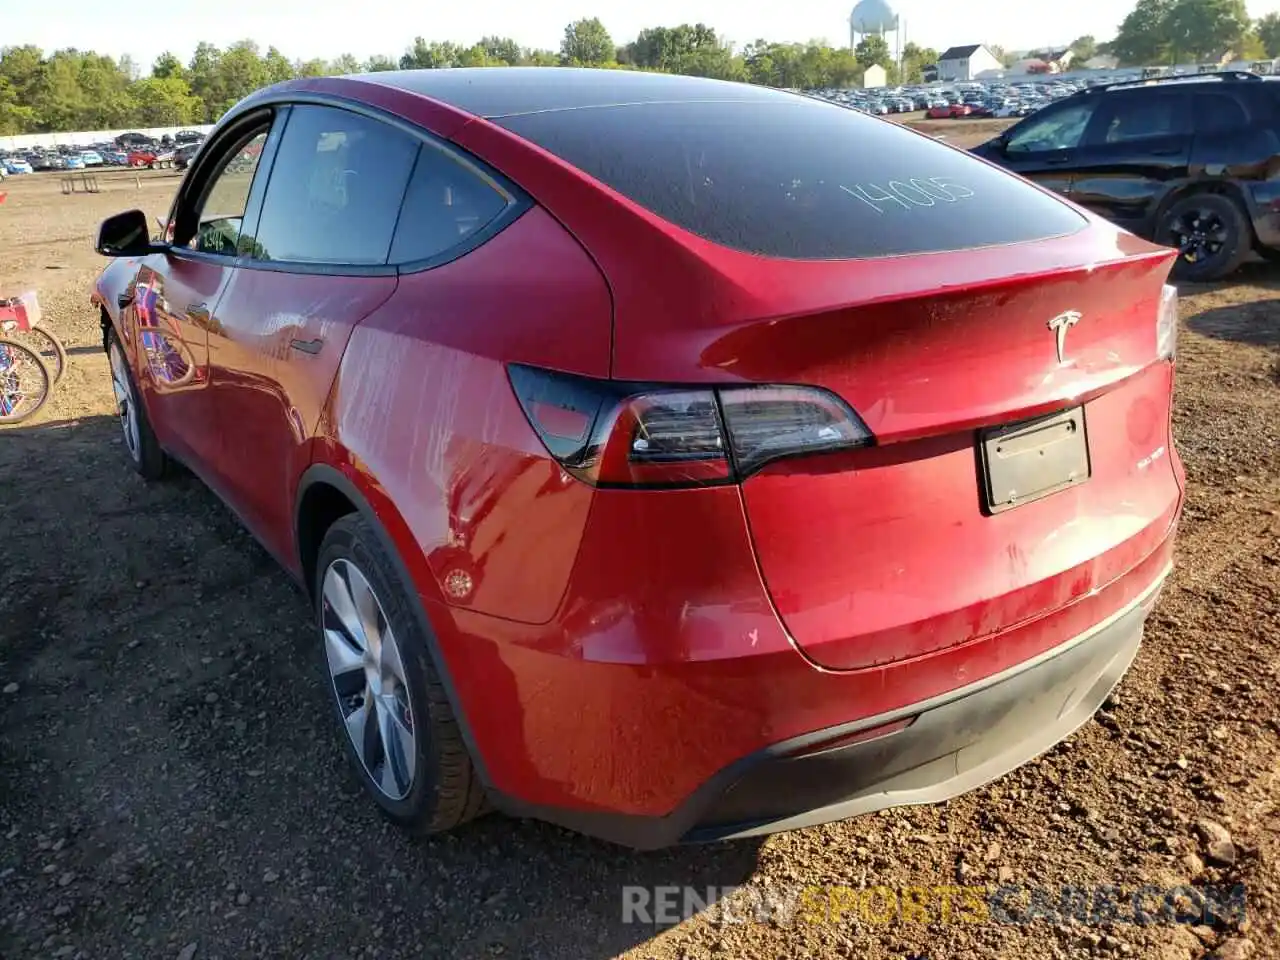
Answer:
[352,67,791,119]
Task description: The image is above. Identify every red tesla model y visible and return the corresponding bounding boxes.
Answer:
[92,68,1184,848]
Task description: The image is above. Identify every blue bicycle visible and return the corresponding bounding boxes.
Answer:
[0,337,52,424]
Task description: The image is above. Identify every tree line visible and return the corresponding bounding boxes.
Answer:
[3,0,1279,135]
[0,21,929,135]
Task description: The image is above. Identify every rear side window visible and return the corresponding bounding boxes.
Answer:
[253,104,418,265]
[1193,93,1248,134]
[389,144,509,265]
[498,98,1085,260]
[1093,93,1189,144]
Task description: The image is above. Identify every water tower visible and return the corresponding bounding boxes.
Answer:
[849,0,904,72]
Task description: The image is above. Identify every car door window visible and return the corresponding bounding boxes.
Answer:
[1092,94,1188,144]
[1005,102,1096,154]
[1193,93,1248,135]
[388,145,509,265]
[250,105,419,265]
[183,131,269,257]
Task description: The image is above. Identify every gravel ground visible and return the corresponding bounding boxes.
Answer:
[1,127,1278,960]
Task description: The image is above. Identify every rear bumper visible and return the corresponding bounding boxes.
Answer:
[495,565,1166,849]
[687,566,1161,841]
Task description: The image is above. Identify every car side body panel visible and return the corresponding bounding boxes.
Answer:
[210,268,399,567]
[320,204,613,625]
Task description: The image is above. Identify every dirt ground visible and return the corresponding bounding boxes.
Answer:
[1,123,1278,960]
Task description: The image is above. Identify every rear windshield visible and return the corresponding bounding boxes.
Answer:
[498,98,1086,260]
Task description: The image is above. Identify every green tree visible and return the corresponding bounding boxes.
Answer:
[130,75,202,125]
[364,54,398,72]
[0,76,36,135]
[186,42,225,121]
[1069,35,1098,61]
[1258,12,1280,56]
[400,38,463,69]
[1111,0,1175,64]
[213,41,270,114]
[1163,0,1250,61]
[152,51,185,79]
[854,34,891,68]
[294,58,328,78]
[479,36,523,65]
[560,18,614,66]
[620,24,744,79]
[262,47,295,84]
[900,42,939,82]
[328,53,362,75]
[1238,29,1268,58]
[524,49,560,67]
[0,45,45,96]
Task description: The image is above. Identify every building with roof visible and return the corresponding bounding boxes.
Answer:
[936,44,1002,82]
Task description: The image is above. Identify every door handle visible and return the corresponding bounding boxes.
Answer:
[1149,147,1181,156]
[289,338,324,355]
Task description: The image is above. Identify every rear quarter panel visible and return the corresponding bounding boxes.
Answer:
[320,205,612,624]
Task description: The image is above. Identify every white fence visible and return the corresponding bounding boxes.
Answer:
[1,124,216,152]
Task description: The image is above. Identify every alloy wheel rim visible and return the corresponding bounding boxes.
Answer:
[1171,209,1227,265]
[322,558,417,801]
[109,344,140,460]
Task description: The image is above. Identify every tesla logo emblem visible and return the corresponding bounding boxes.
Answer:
[1047,311,1082,364]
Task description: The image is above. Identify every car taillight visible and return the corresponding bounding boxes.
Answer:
[508,364,872,488]
[1157,283,1178,361]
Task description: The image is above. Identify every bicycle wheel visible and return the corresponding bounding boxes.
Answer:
[0,338,53,424]
[5,323,68,384]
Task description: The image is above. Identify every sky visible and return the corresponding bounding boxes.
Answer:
[7,0,1280,69]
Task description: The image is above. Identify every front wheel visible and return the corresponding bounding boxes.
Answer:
[107,331,167,479]
[1156,193,1250,282]
[315,514,487,834]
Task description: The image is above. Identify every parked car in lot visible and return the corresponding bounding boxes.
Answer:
[127,147,176,169]
[115,131,156,149]
[973,70,1280,280]
[64,155,86,170]
[172,141,204,170]
[3,157,33,175]
[102,150,129,166]
[92,68,1184,848]
[927,103,973,118]
[80,150,104,166]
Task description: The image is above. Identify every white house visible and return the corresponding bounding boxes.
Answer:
[936,44,1003,82]
[862,63,887,88]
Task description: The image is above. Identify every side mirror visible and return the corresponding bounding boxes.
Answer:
[96,209,161,257]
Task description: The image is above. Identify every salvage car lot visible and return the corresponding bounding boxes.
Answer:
[1,119,1278,959]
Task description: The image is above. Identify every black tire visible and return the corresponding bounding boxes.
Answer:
[107,329,167,479]
[315,514,487,834]
[1156,193,1251,282]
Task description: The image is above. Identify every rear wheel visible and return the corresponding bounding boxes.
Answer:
[107,330,167,479]
[315,514,487,834]
[1156,193,1250,282]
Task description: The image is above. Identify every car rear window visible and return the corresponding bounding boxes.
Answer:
[497,98,1087,260]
